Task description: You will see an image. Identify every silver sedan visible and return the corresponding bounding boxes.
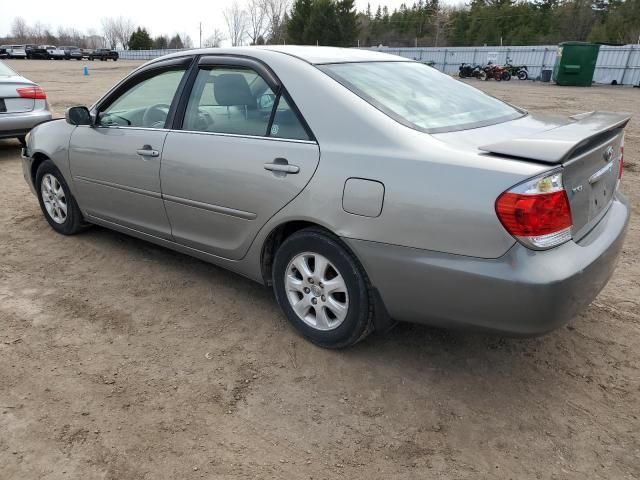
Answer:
[0,61,52,145]
[21,47,630,348]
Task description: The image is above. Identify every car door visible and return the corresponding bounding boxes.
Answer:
[160,56,320,260]
[69,58,191,239]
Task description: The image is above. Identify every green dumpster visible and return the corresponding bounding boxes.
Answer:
[552,42,600,86]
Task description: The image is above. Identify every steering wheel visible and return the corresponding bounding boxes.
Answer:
[142,103,171,128]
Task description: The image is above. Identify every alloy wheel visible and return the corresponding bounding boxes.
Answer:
[284,252,349,331]
[41,173,67,224]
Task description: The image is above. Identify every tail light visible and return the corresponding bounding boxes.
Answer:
[16,86,47,100]
[496,170,572,250]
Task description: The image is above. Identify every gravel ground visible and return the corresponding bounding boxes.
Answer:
[1,59,638,480]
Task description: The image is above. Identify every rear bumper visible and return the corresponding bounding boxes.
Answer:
[346,192,630,335]
[0,110,52,138]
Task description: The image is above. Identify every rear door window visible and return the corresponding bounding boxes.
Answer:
[182,65,311,141]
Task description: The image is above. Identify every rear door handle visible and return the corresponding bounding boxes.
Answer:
[264,162,299,174]
[136,145,159,157]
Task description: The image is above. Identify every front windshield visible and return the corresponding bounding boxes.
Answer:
[0,62,16,76]
[320,61,523,133]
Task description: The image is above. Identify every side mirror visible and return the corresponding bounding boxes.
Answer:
[65,106,92,126]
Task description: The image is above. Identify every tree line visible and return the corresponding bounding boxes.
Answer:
[3,16,193,50]
[219,0,640,47]
[2,0,639,50]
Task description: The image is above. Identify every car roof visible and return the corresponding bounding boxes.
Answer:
[256,46,407,64]
[153,45,406,66]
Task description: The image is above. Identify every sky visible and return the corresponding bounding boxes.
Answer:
[0,0,459,47]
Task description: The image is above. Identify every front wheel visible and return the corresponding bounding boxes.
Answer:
[36,160,89,235]
[272,228,374,349]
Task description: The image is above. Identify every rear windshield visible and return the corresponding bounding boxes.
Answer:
[319,61,524,133]
[0,62,15,76]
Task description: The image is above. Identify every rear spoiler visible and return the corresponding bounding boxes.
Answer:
[479,111,631,164]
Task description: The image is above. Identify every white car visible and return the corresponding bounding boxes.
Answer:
[42,45,65,60]
[0,45,27,59]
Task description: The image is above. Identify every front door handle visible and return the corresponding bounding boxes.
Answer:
[136,145,159,158]
[264,159,299,174]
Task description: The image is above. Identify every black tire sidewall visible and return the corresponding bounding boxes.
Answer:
[273,229,372,348]
[35,161,83,235]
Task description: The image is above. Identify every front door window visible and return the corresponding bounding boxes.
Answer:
[98,68,186,128]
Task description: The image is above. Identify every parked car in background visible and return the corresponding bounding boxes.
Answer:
[88,48,119,61]
[0,45,27,59]
[21,47,630,348]
[80,48,94,59]
[47,45,66,60]
[60,46,83,60]
[24,44,38,59]
[0,61,51,145]
[25,45,48,59]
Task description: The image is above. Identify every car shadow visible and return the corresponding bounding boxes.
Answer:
[79,222,552,368]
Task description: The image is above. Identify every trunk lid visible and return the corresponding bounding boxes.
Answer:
[0,79,35,113]
[433,111,630,242]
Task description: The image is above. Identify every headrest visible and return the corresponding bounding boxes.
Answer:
[213,74,254,107]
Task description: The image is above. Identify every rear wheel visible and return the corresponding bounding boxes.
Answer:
[35,160,89,235]
[517,70,528,80]
[272,228,374,348]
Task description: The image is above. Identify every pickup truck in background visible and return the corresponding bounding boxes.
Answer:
[88,48,119,61]
[44,46,66,60]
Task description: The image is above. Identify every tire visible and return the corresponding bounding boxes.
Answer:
[479,70,488,81]
[35,160,88,235]
[502,71,511,81]
[272,228,374,349]
[517,70,528,81]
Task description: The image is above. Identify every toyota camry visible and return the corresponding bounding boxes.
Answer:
[21,46,630,348]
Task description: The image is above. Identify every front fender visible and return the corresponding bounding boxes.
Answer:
[24,119,76,193]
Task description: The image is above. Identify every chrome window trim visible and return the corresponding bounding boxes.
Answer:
[166,128,318,145]
[86,125,171,133]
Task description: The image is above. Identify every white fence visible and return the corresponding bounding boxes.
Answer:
[367,45,640,85]
[116,45,640,85]
[116,49,185,60]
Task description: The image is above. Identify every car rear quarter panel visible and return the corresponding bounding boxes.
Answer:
[257,52,551,259]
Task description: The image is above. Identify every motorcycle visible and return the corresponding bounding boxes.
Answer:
[459,63,483,79]
[482,63,505,81]
[504,62,529,80]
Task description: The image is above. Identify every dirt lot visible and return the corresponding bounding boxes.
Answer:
[1,59,638,480]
